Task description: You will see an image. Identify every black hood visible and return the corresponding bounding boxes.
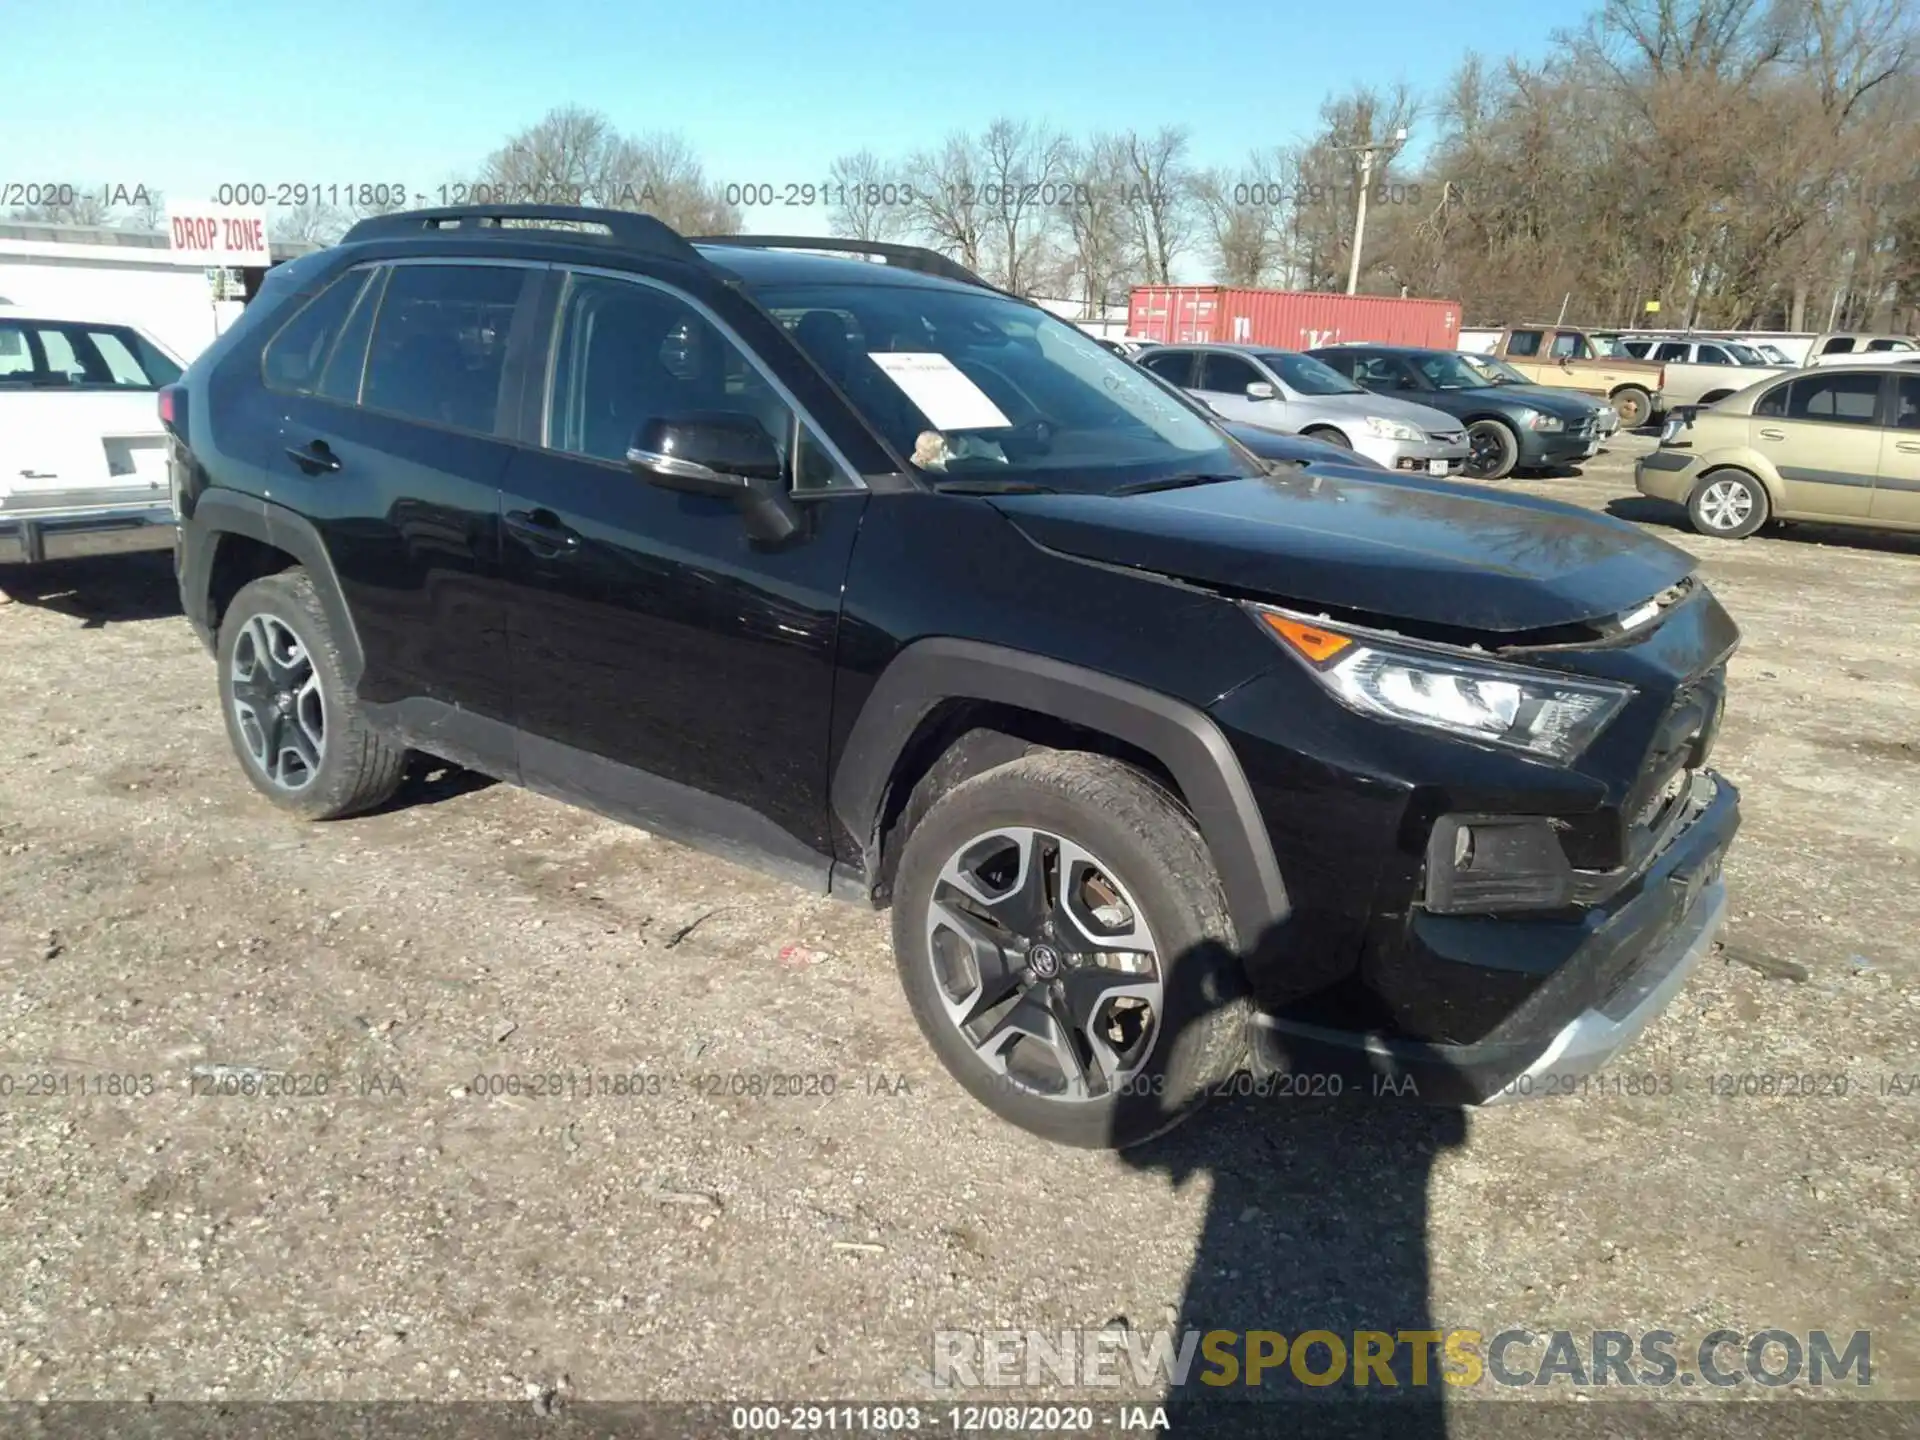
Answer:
[990,468,1695,636]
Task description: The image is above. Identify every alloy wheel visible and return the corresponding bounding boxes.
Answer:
[1697,479,1754,531]
[229,613,326,791]
[925,827,1163,1102]
[1466,423,1510,478]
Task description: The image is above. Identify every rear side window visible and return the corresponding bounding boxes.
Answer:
[1695,345,1732,365]
[0,321,180,389]
[1821,337,1856,354]
[1753,381,1790,417]
[1138,350,1192,383]
[361,264,527,434]
[317,268,387,404]
[263,270,372,394]
[1506,330,1542,357]
[1197,353,1261,393]
[1783,372,1881,425]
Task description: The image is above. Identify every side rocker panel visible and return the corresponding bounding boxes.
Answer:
[830,637,1291,945]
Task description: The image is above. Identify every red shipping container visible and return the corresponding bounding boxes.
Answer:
[1127,286,1462,351]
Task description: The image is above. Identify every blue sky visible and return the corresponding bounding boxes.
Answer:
[5,0,1585,233]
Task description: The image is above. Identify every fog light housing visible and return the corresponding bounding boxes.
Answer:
[1426,816,1576,913]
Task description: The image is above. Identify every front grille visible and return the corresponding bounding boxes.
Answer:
[1429,430,1465,444]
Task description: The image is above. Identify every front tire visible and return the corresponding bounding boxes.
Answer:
[891,753,1249,1149]
[1302,426,1351,449]
[1612,386,1653,429]
[216,570,405,819]
[1464,419,1520,480]
[1686,469,1770,539]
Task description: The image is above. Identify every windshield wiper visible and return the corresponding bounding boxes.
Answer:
[931,478,1058,495]
[1110,472,1242,496]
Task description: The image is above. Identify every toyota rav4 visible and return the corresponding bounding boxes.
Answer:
[166,206,1740,1148]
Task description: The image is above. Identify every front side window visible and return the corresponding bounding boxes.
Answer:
[1821,337,1856,354]
[547,273,814,482]
[1867,337,1915,352]
[1695,345,1733,365]
[1893,374,1920,429]
[1551,332,1589,359]
[756,281,1245,491]
[361,264,527,433]
[1784,372,1881,425]
[1259,351,1363,396]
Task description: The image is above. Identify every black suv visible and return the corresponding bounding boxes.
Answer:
[1310,344,1607,480]
[165,206,1740,1148]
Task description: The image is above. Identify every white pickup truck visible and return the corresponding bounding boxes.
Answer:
[0,305,182,581]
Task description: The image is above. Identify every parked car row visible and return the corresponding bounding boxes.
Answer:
[1131,339,1621,481]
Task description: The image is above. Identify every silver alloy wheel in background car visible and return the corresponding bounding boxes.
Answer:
[228,613,326,791]
[926,826,1164,1102]
[1696,478,1756,531]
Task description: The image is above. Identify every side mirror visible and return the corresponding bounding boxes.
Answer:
[1246,381,1278,401]
[628,412,800,544]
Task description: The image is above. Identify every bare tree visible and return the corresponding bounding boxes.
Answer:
[826,150,908,242]
[8,185,113,226]
[1060,134,1140,313]
[479,107,739,234]
[903,132,988,271]
[1115,128,1195,284]
[975,117,1070,293]
[271,201,350,247]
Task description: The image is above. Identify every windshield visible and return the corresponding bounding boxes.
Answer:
[1410,352,1499,390]
[1257,351,1363,396]
[1461,353,1528,385]
[756,282,1248,492]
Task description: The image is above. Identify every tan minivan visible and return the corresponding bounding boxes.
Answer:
[1635,364,1920,538]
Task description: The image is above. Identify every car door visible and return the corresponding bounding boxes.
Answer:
[1501,328,1550,384]
[1871,372,1920,525]
[1190,351,1281,426]
[1749,371,1882,519]
[263,257,534,770]
[497,266,868,878]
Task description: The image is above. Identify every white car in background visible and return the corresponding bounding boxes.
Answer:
[0,305,182,569]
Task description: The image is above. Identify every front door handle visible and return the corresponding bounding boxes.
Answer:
[285,440,342,474]
[505,508,581,556]
[1757,427,1786,441]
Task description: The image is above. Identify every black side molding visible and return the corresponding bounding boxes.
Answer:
[184,490,367,684]
[831,638,1292,943]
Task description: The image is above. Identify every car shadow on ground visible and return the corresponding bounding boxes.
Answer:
[364,757,500,814]
[1605,496,1920,557]
[1114,937,1464,1437]
[0,551,182,626]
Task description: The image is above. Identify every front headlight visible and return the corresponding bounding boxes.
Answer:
[1249,605,1633,763]
[1526,411,1565,432]
[1363,415,1425,442]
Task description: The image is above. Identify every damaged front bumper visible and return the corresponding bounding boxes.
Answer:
[1249,770,1739,1106]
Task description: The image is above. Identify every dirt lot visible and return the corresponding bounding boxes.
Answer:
[0,433,1916,1430]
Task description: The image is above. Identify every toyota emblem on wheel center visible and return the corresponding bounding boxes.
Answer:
[1028,944,1061,978]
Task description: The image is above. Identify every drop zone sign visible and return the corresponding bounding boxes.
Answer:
[166,202,272,265]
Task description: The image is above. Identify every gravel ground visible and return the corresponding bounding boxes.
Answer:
[0,433,1915,1432]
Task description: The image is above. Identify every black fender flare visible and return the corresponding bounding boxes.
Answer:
[831,637,1291,943]
[185,490,365,683]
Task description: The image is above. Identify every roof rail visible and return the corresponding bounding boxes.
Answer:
[339,205,704,264]
[689,235,1010,295]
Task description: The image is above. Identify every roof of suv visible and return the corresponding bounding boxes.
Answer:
[693,243,974,293]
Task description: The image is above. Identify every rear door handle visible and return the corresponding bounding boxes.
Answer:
[1897,440,1920,453]
[505,508,581,556]
[285,440,342,474]
[1757,428,1786,441]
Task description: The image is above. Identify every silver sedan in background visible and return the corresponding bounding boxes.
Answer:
[1135,342,1471,476]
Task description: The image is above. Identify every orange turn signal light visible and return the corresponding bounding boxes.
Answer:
[1258,612,1354,663]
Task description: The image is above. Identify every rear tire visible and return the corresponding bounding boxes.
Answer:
[1686,469,1770,539]
[891,752,1249,1149]
[1612,386,1653,429]
[216,570,406,819]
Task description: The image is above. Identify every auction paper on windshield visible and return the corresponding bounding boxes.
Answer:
[868,353,1012,431]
